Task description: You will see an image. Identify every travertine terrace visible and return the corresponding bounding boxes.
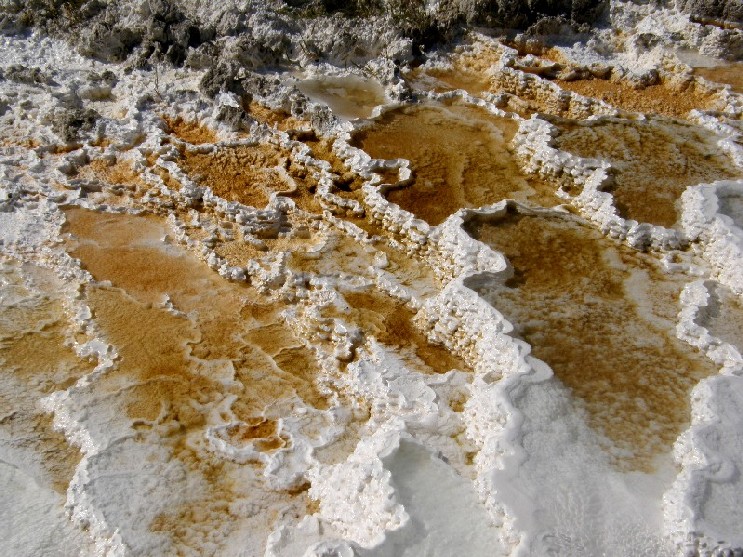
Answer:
[351,103,560,225]
[2,2,743,556]
[465,208,717,470]
[554,117,742,227]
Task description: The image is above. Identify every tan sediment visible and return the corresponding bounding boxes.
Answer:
[85,286,207,424]
[90,136,112,149]
[346,214,388,238]
[223,418,285,452]
[214,229,323,268]
[64,207,328,412]
[213,237,269,266]
[352,104,560,225]
[405,41,503,96]
[340,289,468,375]
[0,138,41,149]
[693,62,743,94]
[64,207,208,306]
[150,439,311,555]
[177,142,322,213]
[185,104,361,212]
[374,241,441,294]
[163,116,218,145]
[66,206,330,415]
[152,164,183,192]
[405,65,492,96]
[554,78,716,118]
[50,144,83,154]
[284,159,324,214]
[289,234,378,277]
[465,211,718,471]
[288,227,440,297]
[555,117,741,227]
[0,393,84,495]
[406,43,611,119]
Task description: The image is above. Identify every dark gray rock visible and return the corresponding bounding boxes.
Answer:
[1,0,612,69]
[0,0,208,63]
[492,0,608,27]
[215,105,251,131]
[51,107,100,142]
[676,0,743,27]
[199,61,247,98]
[4,65,55,86]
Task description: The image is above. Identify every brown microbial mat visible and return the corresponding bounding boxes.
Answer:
[295,75,387,120]
[304,136,366,196]
[214,229,324,268]
[247,102,311,132]
[406,65,492,96]
[179,143,296,209]
[163,116,218,144]
[78,157,148,195]
[373,240,441,295]
[554,77,716,118]
[693,62,743,94]
[338,289,468,375]
[288,233,382,277]
[465,210,718,470]
[63,207,327,411]
[351,103,560,225]
[62,207,329,552]
[0,261,94,494]
[554,117,741,227]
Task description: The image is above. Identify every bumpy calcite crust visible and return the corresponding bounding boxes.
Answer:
[681,181,743,294]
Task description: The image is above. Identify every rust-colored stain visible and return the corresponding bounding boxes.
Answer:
[178,143,321,213]
[693,62,743,94]
[339,289,468,375]
[163,116,218,145]
[247,101,311,132]
[405,42,502,97]
[305,136,366,197]
[555,117,741,227]
[353,104,559,225]
[78,157,148,195]
[555,78,717,118]
[0,263,94,494]
[466,211,718,470]
[62,207,329,553]
[179,144,289,209]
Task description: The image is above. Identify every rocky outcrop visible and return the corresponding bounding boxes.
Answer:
[677,0,743,27]
[0,0,610,71]
[464,0,608,27]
